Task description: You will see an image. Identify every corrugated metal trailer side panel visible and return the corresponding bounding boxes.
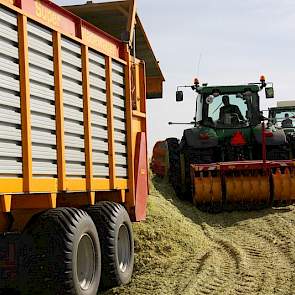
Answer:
[88,49,109,179]
[0,7,22,177]
[0,0,149,222]
[112,60,128,179]
[28,21,57,178]
[61,37,86,178]
[0,2,131,193]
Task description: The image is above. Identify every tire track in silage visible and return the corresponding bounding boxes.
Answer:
[158,221,242,295]
[171,249,237,295]
[224,226,278,295]
[230,217,295,295]
[177,250,235,295]
[157,209,295,295]
[203,224,262,294]
[260,215,295,293]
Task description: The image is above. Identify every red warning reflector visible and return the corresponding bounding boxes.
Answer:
[231,131,246,146]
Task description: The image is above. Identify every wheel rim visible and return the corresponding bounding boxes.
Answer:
[77,233,96,290]
[117,224,131,273]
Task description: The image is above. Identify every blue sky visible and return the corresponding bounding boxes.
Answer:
[56,0,295,152]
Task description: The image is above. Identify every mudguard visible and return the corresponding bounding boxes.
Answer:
[183,127,218,149]
[253,125,287,146]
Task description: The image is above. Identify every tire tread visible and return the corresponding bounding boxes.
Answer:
[18,208,100,295]
[86,201,134,289]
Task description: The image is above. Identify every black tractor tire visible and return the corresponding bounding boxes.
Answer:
[85,202,134,290]
[166,138,183,195]
[166,138,180,181]
[267,145,290,160]
[0,232,19,293]
[18,208,101,295]
[254,145,290,161]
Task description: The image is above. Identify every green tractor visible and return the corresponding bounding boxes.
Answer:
[153,77,295,210]
[269,101,295,157]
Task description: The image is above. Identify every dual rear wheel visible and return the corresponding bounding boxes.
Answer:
[18,202,134,295]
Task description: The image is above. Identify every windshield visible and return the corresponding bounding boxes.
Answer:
[204,93,250,128]
[271,109,295,128]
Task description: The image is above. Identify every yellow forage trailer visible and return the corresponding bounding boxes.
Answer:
[0,0,164,293]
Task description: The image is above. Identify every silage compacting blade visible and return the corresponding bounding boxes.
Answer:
[191,161,295,211]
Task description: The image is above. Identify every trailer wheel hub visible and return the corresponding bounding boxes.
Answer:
[77,233,96,290]
[118,224,131,273]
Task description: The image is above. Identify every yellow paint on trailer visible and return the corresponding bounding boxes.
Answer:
[132,62,139,110]
[53,31,66,191]
[124,45,136,210]
[88,191,95,205]
[0,195,12,213]
[18,15,33,193]
[132,111,146,119]
[115,179,128,190]
[139,61,147,113]
[138,61,149,195]
[81,45,94,191]
[105,56,116,189]
[30,179,58,193]
[92,179,111,191]
[0,179,23,194]
[132,118,142,143]
[2,0,13,5]
[66,179,87,192]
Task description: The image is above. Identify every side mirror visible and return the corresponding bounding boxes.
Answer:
[176,91,184,102]
[265,87,274,99]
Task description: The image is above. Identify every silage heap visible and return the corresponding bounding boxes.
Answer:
[103,175,295,295]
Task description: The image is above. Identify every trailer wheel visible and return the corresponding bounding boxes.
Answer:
[86,202,134,289]
[18,208,101,295]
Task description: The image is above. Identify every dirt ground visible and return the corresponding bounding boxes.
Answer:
[102,176,295,295]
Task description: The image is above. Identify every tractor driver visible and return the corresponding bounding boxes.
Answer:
[282,113,293,128]
[219,95,245,123]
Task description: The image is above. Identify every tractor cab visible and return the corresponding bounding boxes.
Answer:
[174,77,288,163]
[269,102,295,156]
[269,103,295,133]
[195,84,262,129]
